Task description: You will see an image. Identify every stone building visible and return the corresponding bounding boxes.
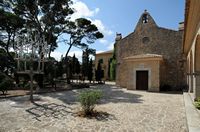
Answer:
[95,50,113,80]
[183,0,200,100]
[115,10,184,91]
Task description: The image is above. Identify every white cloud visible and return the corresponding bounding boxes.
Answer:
[72,0,78,2]
[71,1,99,20]
[99,39,108,44]
[51,50,83,62]
[92,19,113,36]
[71,0,113,36]
[89,54,95,60]
[51,51,63,61]
[107,42,114,50]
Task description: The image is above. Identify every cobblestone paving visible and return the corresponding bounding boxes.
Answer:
[0,84,187,132]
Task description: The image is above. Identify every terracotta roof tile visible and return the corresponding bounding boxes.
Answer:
[124,54,163,61]
[96,50,113,55]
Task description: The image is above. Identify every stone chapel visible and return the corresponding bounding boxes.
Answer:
[115,10,184,91]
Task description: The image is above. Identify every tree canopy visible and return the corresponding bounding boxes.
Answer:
[0,0,74,58]
[0,4,24,61]
[63,18,103,57]
[0,0,103,81]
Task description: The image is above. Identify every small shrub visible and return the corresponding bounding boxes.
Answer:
[194,98,200,110]
[78,90,103,115]
[0,72,5,81]
[19,80,29,89]
[0,78,13,94]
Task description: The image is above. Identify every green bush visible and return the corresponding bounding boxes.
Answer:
[0,78,13,94]
[78,90,103,115]
[18,80,29,89]
[194,98,200,110]
[0,72,5,81]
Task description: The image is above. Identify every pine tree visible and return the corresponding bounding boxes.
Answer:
[72,54,76,74]
[109,44,116,80]
[82,50,89,77]
[88,59,93,83]
[96,59,103,83]
[75,60,81,74]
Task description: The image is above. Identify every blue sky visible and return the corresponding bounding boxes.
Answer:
[51,0,185,61]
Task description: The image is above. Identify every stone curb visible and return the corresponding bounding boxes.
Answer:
[183,92,200,132]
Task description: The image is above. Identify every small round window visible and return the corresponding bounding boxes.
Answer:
[142,37,150,44]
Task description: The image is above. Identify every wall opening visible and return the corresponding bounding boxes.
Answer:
[136,71,148,90]
[142,14,148,23]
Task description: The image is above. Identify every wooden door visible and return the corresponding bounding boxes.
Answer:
[136,71,148,90]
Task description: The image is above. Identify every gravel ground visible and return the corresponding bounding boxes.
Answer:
[0,84,187,132]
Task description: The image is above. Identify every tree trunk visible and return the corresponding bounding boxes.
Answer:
[66,43,73,57]
[48,45,52,59]
[6,34,15,62]
[65,43,73,84]
[29,69,34,102]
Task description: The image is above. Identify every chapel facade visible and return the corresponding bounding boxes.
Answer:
[115,10,184,91]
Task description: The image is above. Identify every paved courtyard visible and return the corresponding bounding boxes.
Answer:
[0,84,187,132]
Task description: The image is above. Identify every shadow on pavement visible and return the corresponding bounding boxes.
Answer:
[97,85,143,104]
[8,84,144,106]
[6,84,143,122]
[26,102,75,121]
[39,84,144,105]
[82,111,117,122]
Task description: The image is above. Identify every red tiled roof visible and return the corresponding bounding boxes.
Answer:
[124,54,163,61]
[96,50,113,55]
